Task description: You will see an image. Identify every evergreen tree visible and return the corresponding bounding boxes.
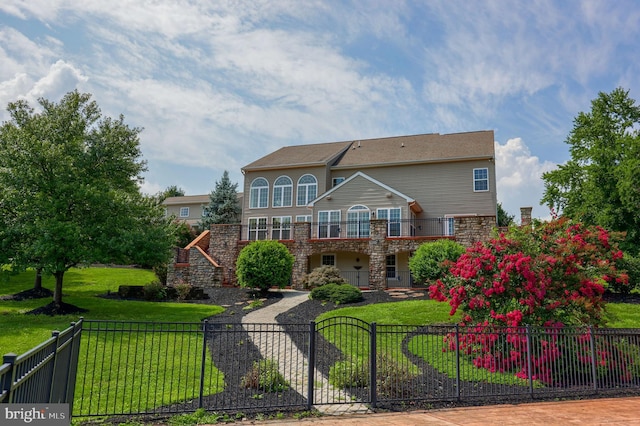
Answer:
[497,202,515,227]
[200,170,241,229]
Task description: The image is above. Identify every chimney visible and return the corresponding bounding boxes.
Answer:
[520,207,532,226]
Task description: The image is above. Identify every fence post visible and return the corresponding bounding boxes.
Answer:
[455,325,460,401]
[370,322,377,408]
[65,319,83,415]
[589,326,598,392]
[307,321,315,411]
[48,330,61,403]
[526,325,533,398]
[199,320,209,409]
[1,353,17,403]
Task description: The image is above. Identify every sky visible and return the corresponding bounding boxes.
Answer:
[1,1,639,222]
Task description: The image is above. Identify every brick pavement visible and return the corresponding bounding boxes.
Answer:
[247,396,640,425]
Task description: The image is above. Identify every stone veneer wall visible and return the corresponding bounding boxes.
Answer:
[175,215,497,290]
[209,224,242,286]
[188,247,222,287]
[454,215,497,247]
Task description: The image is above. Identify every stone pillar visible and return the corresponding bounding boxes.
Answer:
[368,219,388,290]
[209,224,242,286]
[455,215,496,247]
[520,207,533,226]
[291,222,312,289]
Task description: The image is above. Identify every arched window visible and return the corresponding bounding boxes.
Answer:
[297,174,317,206]
[273,176,293,207]
[347,205,370,238]
[249,177,269,208]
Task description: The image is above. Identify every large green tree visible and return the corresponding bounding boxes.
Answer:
[199,170,241,230]
[0,91,178,311]
[541,87,640,254]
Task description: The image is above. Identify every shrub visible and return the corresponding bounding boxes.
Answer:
[236,241,294,292]
[310,283,362,304]
[376,353,416,398]
[613,253,640,293]
[153,262,168,285]
[329,359,368,388]
[241,359,288,392]
[173,281,192,301]
[409,239,465,284]
[302,265,347,289]
[143,280,167,301]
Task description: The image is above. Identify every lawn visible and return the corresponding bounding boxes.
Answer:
[0,267,226,415]
[0,267,224,355]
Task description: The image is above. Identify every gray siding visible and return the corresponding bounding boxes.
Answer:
[313,174,410,220]
[241,165,330,223]
[332,159,496,218]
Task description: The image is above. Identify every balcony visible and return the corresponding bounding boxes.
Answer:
[240,218,454,241]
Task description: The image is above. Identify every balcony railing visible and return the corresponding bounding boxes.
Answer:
[241,218,454,241]
[340,270,419,288]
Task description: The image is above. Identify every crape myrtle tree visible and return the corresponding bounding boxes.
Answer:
[0,91,179,312]
[199,170,241,230]
[429,218,628,383]
[542,87,640,255]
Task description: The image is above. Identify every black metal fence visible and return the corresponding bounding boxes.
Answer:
[0,319,83,410]
[70,319,640,418]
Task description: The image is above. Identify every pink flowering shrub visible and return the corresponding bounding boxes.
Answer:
[430,218,630,384]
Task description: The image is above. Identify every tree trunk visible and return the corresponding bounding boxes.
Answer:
[53,270,64,308]
[33,267,43,291]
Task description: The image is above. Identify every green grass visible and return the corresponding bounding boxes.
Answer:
[315,300,459,384]
[0,267,226,415]
[604,302,640,328]
[0,268,224,354]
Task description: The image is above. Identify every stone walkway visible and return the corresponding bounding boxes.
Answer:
[241,290,371,416]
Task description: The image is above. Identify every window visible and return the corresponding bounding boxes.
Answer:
[473,168,489,192]
[250,178,269,208]
[377,207,401,236]
[347,205,370,238]
[248,217,268,240]
[179,207,189,218]
[332,177,345,187]
[272,216,291,240]
[386,255,396,278]
[296,215,312,223]
[297,174,317,206]
[318,210,340,238]
[273,176,292,207]
[321,254,336,266]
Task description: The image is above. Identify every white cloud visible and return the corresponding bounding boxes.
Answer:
[26,60,88,102]
[495,138,557,221]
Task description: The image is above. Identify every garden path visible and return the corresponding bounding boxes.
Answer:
[241,290,371,416]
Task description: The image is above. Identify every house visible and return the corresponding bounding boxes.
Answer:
[168,131,499,290]
[163,194,210,229]
[163,194,244,231]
